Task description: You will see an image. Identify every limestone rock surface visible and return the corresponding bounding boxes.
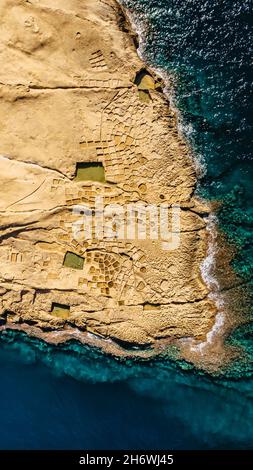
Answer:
[0,0,216,352]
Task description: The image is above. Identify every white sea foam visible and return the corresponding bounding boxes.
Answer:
[121,6,147,60]
[191,215,225,353]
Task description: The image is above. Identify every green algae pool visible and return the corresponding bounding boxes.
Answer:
[63,252,84,270]
[75,162,106,183]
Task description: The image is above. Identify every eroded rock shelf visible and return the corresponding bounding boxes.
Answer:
[0,0,216,355]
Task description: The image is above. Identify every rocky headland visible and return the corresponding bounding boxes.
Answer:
[0,0,220,361]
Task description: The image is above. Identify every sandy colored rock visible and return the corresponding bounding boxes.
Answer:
[0,0,216,352]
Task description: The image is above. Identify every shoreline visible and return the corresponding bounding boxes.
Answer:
[113,0,250,370]
[115,1,228,356]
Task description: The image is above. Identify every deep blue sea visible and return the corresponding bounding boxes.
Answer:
[1,0,253,450]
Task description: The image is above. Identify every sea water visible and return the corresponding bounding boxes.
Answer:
[1,329,253,450]
[0,0,253,449]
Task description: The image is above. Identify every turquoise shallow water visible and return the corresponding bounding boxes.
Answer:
[0,0,253,449]
[1,329,253,449]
